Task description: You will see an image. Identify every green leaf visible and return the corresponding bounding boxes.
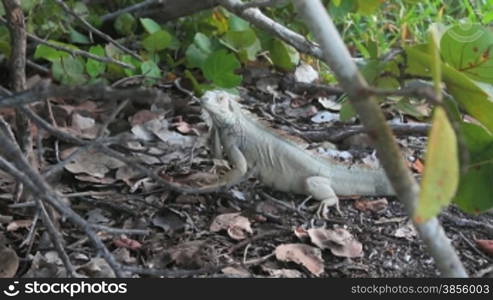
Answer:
[140,60,161,79]
[202,49,242,88]
[221,28,261,61]
[69,27,90,44]
[121,55,141,76]
[453,122,493,213]
[142,29,172,53]
[52,56,88,85]
[34,44,68,62]
[268,39,299,71]
[406,45,493,133]
[86,45,106,78]
[139,18,161,34]
[415,107,459,223]
[114,13,136,36]
[228,16,250,31]
[185,33,213,68]
[440,24,493,84]
[339,99,356,121]
[0,26,11,57]
[356,0,382,15]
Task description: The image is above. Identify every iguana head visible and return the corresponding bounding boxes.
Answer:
[201,90,240,127]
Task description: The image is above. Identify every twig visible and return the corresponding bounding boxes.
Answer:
[91,225,149,236]
[53,0,142,61]
[0,133,125,277]
[0,81,168,108]
[219,0,324,61]
[440,211,493,235]
[101,0,161,22]
[229,229,288,254]
[38,200,79,277]
[290,123,431,143]
[0,16,135,70]
[293,0,467,277]
[240,0,285,9]
[26,59,50,74]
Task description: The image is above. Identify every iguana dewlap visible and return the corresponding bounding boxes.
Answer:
[200,90,395,217]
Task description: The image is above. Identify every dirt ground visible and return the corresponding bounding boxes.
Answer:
[2,73,493,278]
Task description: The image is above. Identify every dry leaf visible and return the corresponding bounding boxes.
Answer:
[7,219,33,232]
[394,221,417,240]
[113,236,142,251]
[0,247,19,278]
[63,148,125,178]
[77,258,115,278]
[167,240,206,268]
[275,243,324,276]
[294,62,318,83]
[307,228,363,258]
[354,198,388,213]
[476,239,493,257]
[210,213,253,240]
[222,266,251,277]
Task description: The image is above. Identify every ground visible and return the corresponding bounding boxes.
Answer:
[1,71,492,278]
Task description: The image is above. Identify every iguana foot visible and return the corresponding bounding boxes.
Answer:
[305,176,342,219]
[316,198,342,219]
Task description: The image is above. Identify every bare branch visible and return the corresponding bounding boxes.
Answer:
[0,82,168,108]
[101,0,162,22]
[53,0,142,61]
[293,0,467,277]
[0,16,134,70]
[219,0,324,61]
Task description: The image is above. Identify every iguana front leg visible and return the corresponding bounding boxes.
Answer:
[203,143,248,189]
[304,176,341,218]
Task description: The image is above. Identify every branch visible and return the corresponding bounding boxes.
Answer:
[0,17,135,70]
[220,0,324,61]
[293,0,467,277]
[0,131,125,277]
[53,0,142,61]
[101,0,162,22]
[291,123,431,143]
[0,81,168,108]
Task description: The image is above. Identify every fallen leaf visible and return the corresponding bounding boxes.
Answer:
[412,158,424,174]
[476,239,493,257]
[261,264,303,278]
[318,96,341,111]
[77,258,115,278]
[222,266,251,277]
[167,240,206,268]
[23,251,66,278]
[311,111,339,123]
[151,208,186,234]
[294,62,319,83]
[130,110,160,126]
[354,198,388,213]
[7,219,33,232]
[307,228,363,258]
[63,148,125,178]
[275,243,324,276]
[0,247,19,278]
[394,221,417,240]
[113,236,142,251]
[210,213,253,240]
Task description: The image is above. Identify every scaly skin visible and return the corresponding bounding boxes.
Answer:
[201,90,395,217]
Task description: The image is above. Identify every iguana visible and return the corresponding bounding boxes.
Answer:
[200,90,395,217]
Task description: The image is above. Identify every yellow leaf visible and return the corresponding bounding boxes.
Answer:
[415,107,458,223]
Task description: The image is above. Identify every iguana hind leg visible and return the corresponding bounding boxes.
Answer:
[305,176,341,219]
